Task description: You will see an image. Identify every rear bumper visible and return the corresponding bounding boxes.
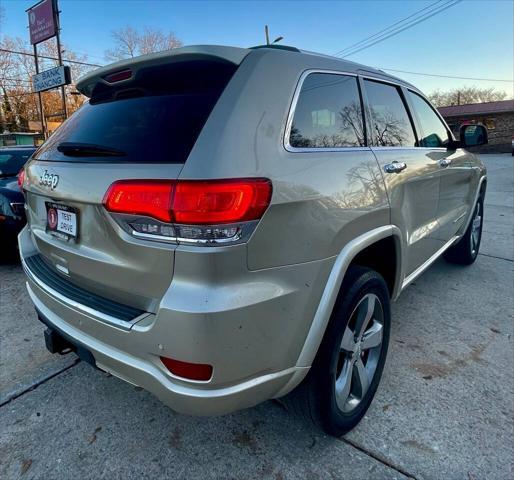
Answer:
[19,226,330,415]
[27,279,302,415]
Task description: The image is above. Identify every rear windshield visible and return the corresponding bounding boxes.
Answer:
[35,60,237,164]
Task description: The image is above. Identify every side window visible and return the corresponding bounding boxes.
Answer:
[289,73,364,148]
[408,91,449,147]
[364,80,416,147]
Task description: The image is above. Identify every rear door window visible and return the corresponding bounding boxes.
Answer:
[364,80,416,147]
[407,91,450,147]
[35,60,237,164]
[288,73,365,148]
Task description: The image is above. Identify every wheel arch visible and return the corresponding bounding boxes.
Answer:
[273,225,402,398]
[459,174,487,236]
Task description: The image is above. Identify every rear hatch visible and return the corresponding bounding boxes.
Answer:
[23,47,246,312]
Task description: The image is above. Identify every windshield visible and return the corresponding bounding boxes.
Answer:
[0,151,34,176]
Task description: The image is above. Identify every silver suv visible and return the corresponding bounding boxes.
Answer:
[19,45,487,436]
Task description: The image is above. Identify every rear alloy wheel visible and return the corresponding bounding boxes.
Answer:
[336,294,384,413]
[444,195,483,265]
[282,266,390,436]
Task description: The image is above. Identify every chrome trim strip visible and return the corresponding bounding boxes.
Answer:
[110,212,252,247]
[282,69,445,154]
[22,256,148,331]
[360,74,414,89]
[283,69,365,154]
[131,227,246,246]
[401,235,459,291]
[371,146,447,152]
[130,230,177,243]
[453,211,467,224]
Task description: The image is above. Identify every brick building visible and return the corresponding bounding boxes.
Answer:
[438,99,514,153]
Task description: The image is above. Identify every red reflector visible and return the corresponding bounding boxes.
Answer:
[160,356,213,381]
[103,69,132,83]
[103,180,174,223]
[17,168,25,189]
[103,178,272,225]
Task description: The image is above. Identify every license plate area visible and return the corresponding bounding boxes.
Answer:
[45,202,78,241]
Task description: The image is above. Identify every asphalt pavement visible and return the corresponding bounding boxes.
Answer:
[0,153,512,480]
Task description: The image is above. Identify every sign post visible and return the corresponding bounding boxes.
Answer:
[32,43,47,138]
[27,0,68,138]
[53,1,68,119]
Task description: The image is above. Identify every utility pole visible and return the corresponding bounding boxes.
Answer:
[33,44,47,138]
[53,0,68,120]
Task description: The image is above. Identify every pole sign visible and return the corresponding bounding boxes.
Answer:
[28,0,57,45]
[32,65,71,93]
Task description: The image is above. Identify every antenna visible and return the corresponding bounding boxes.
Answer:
[264,25,283,45]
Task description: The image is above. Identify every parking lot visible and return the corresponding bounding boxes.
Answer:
[0,153,512,480]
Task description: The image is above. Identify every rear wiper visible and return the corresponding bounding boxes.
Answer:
[57,142,126,157]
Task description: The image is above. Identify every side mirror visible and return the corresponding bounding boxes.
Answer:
[460,124,488,148]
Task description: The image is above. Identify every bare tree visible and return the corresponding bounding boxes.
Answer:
[105,26,182,61]
[0,35,92,132]
[139,27,182,55]
[105,26,140,61]
[428,86,509,107]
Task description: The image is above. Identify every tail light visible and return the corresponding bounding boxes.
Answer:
[103,178,272,245]
[17,168,25,189]
[103,181,174,223]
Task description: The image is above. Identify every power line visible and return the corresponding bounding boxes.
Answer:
[333,0,444,57]
[335,0,462,58]
[377,68,513,83]
[0,48,101,68]
[0,76,33,84]
[339,0,460,57]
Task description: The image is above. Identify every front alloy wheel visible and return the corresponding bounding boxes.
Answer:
[470,200,482,256]
[444,195,484,265]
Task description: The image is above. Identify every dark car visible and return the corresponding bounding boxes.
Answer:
[0,146,35,255]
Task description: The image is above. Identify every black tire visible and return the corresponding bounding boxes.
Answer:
[444,195,484,265]
[282,266,391,437]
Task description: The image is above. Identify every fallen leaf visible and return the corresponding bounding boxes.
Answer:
[21,459,32,475]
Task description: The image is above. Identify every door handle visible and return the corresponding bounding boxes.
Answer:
[384,161,407,174]
[439,158,452,168]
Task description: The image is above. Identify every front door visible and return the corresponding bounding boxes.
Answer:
[405,90,474,244]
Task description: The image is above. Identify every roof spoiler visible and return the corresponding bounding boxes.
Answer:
[76,45,250,98]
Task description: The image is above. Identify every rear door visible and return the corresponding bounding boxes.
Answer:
[362,78,443,276]
[23,58,239,312]
[405,90,474,243]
